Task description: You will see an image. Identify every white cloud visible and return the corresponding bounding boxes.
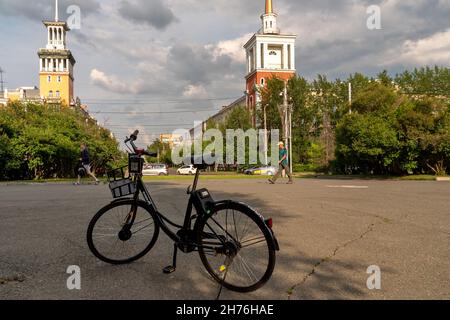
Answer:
[182,84,208,99]
[399,28,450,65]
[208,33,253,63]
[90,69,129,93]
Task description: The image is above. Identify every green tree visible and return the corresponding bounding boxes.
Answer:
[335,113,400,174]
[0,101,121,180]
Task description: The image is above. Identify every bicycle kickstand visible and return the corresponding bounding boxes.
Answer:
[163,243,178,274]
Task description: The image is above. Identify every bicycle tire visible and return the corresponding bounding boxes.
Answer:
[196,201,276,292]
[87,199,160,265]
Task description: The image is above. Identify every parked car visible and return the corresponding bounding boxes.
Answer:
[142,163,168,176]
[177,165,197,175]
[244,166,278,176]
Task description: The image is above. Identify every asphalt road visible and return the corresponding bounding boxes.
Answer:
[0,178,449,300]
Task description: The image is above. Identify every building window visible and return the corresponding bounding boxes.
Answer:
[47,76,51,83]
[269,51,277,56]
[56,91,60,98]
[49,90,53,97]
[270,21,273,28]
[57,76,61,83]
[261,78,265,85]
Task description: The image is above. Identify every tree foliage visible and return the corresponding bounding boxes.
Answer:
[260,66,449,175]
[0,102,122,180]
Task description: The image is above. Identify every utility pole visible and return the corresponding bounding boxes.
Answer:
[282,82,293,175]
[348,82,352,114]
[289,103,293,174]
[283,83,289,147]
[0,67,5,93]
[263,105,268,165]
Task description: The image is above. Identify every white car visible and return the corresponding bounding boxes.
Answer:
[177,165,197,175]
[142,164,168,176]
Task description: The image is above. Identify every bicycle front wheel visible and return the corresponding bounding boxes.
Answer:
[87,200,160,265]
[196,201,276,292]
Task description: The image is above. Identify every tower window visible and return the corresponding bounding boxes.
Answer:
[261,78,265,85]
[57,76,61,83]
[56,91,60,98]
[261,43,264,69]
[49,90,53,97]
[288,44,292,70]
[47,76,51,83]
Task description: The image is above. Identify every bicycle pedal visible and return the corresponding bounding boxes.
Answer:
[163,266,176,274]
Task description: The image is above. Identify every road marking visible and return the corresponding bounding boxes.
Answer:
[326,185,369,189]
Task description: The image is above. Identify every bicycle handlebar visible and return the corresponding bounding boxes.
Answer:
[125,130,139,143]
[124,130,157,157]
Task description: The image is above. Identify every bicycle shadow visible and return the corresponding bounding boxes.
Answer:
[134,180,395,300]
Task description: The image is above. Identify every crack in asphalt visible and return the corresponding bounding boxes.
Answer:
[0,275,26,285]
[287,223,376,300]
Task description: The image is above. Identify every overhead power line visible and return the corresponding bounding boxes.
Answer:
[82,96,242,105]
[90,108,220,115]
[107,123,194,128]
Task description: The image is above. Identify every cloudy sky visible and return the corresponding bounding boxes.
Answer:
[0,0,449,145]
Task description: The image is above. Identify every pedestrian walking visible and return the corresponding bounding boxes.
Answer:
[74,143,99,185]
[269,141,293,184]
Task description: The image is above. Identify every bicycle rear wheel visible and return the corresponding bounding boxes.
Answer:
[196,201,276,292]
[87,200,159,265]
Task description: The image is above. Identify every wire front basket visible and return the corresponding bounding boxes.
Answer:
[107,166,136,199]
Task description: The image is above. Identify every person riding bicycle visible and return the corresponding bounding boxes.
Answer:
[75,143,99,185]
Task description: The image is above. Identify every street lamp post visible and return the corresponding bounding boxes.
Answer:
[289,103,293,174]
[263,104,268,165]
[282,82,294,175]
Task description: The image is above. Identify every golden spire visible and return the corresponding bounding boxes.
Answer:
[265,0,273,14]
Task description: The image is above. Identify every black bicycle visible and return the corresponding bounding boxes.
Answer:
[87,130,279,292]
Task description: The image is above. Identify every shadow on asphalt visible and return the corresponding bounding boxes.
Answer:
[129,181,390,300]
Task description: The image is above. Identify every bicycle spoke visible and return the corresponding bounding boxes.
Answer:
[232,209,239,242]
[208,216,238,243]
[132,222,154,235]
[240,235,266,246]
[236,253,259,284]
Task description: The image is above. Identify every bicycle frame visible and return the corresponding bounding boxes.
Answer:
[124,170,205,245]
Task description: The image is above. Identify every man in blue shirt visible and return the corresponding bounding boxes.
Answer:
[75,143,99,185]
[269,141,293,184]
